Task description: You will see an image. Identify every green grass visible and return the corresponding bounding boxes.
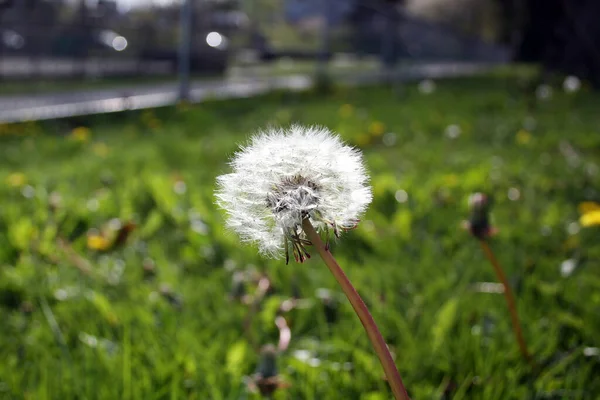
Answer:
[1,72,600,399]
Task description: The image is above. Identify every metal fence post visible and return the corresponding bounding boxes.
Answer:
[316,0,331,78]
[381,3,393,75]
[178,0,192,101]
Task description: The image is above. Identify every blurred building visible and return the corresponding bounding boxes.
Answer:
[0,0,240,78]
[273,0,508,64]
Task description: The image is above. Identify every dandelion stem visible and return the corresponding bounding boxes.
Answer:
[479,239,532,365]
[302,219,410,400]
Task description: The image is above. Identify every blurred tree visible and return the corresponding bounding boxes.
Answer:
[405,0,500,41]
[496,0,600,86]
[346,0,405,60]
[0,0,13,11]
[493,0,526,47]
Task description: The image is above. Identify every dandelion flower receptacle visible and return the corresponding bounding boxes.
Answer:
[216,125,372,263]
[216,125,410,400]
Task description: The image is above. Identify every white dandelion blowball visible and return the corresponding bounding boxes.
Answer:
[215,125,372,262]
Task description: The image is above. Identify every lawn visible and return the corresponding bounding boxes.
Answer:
[1,72,599,399]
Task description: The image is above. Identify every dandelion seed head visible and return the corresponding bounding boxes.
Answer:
[418,79,436,94]
[215,125,372,259]
[536,84,552,100]
[563,75,581,93]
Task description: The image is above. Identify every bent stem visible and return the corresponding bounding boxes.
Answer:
[479,239,532,365]
[302,219,410,400]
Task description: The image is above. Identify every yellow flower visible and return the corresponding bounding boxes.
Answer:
[578,201,600,215]
[339,104,354,118]
[6,172,27,187]
[71,127,91,142]
[92,142,110,157]
[579,201,600,227]
[87,234,111,251]
[581,211,600,227]
[516,129,531,145]
[369,121,386,137]
[443,174,458,187]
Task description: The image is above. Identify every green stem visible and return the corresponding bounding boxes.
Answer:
[39,295,82,397]
[302,219,410,400]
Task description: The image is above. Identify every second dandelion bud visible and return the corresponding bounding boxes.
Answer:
[215,125,372,263]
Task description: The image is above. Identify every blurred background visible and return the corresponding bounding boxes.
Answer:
[1,0,598,121]
[1,1,600,399]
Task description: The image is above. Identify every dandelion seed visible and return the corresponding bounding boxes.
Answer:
[71,126,91,142]
[173,180,187,195]
[292,349,311,362]
[79,332,98,348]
[191,219,208,234]
[508,188,520,201]
[215,125,372,261]
[418,79,435,94]
[563,76,581,93]
[444,124,461,139]
[308,358,322,367]
[567,221,580,235]
[395,189,408,203]
[87,198,99,212]
[54,289,69,301]
[560,258,577,277]
[583,347,600,357]
[383,132,397,147]
[21,185,35,198]
[108,218,122,231]
[536,84,552,100]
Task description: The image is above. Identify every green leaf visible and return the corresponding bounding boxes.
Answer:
[432,297,459,352]
[8,218,35,250]
[392,209,412,239]
[360,392,387,400]
[139,210,164,238]
[85,290,119,326]
[225,340,249,378]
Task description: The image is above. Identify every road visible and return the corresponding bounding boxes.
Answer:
[0,62,494,124]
